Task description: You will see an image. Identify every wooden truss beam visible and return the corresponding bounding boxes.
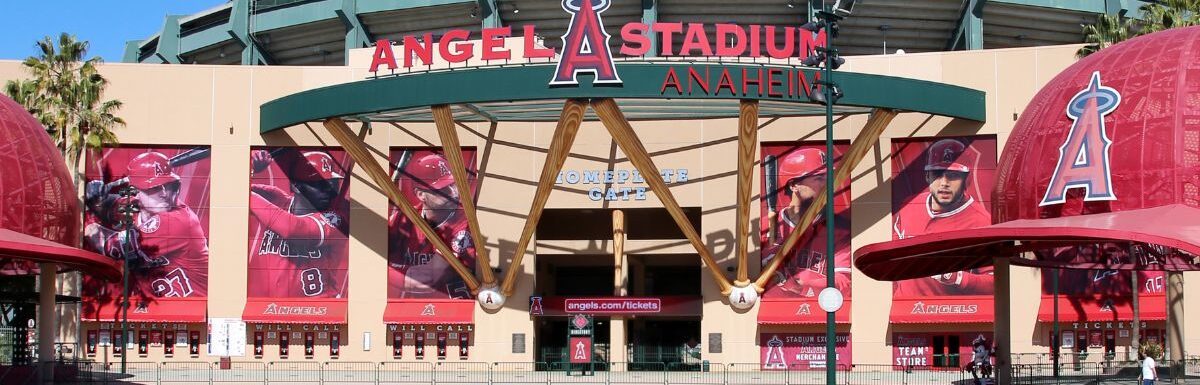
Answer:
[754,108,898,292]
[498,99,588,296]
[432,105,496,287]
[322,117,481,293]
[592,98,734,295]
[734,100,759,285]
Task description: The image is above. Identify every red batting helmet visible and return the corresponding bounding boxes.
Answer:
[924,139,971,173]
[127,152,180,190]
[777,148,827,190]
[291,151,343,182]
[409,154,455,191]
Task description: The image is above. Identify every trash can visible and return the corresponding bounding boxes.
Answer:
[219,357,231,370]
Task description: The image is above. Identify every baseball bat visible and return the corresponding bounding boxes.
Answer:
[103,147,211,192]
[764,154,778,245]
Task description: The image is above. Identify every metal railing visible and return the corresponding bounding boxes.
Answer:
[3,359,1195,385]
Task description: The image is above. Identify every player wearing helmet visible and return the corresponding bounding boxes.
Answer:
[387,152,477,299]
[761,147,852,298]
[83,151,209,299]
[893,139,992,296]
[247,149,350,298]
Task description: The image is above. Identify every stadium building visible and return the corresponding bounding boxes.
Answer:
[1,0,1196,377]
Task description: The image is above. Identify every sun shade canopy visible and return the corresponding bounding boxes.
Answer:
[260,62,986,132]
[855,205,1200,281]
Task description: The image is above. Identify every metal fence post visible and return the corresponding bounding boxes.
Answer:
[208,361,214,385]
[157,362,162,385]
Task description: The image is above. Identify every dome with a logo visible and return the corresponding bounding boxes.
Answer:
[856,26,1200,281]
[0,94,120,277]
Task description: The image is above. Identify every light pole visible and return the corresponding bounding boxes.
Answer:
[116,184,139,374]
[802,3,846,384]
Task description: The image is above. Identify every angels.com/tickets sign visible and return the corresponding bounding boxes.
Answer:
[564,298,661,314]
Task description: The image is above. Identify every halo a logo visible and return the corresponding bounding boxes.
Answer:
[551,0,622,86]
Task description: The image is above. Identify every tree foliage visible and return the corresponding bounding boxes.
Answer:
[3,33,124,175]
[1079,1,1200,57]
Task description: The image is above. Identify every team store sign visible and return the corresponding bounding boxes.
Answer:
[367,0,827,87]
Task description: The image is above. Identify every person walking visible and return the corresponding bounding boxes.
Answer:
[1140,345,1159,385]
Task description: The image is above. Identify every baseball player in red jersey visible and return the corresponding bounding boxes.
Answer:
[761,148,852,298]
[893,139,992,296]
[1039,243,1165,296]
[387,153,476,299]
[84,151,209,298]
[247,150,350,298]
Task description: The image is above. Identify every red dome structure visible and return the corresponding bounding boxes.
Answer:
[0,94,120,278]
[856,26,1200,281]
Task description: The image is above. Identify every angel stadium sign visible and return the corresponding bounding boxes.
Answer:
[368,0,828,87]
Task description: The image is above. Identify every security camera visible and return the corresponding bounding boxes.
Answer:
[832,0,859,16]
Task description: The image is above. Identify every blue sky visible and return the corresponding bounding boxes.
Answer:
[0,1,220,62]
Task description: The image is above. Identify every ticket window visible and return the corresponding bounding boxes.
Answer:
[392,332,403,359]
[1104,331,1116,359]
[436,332,448,360]
[415,333,426,359]
[330,332,341,359]
[280,332,291,358]
[458,333,469,360]
[304,332,316,358]
[112,330,124,356]
[86,331,98,356]
[138,331,149,356]
[189,331,201,356]
[164,331,175,357]
[253,332,265,358]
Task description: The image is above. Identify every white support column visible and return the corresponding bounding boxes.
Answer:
[38,263,58,383]
[994,257,1011,384]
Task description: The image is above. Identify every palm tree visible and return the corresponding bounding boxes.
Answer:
[3,33,124,177]
[1078,0,1200,57]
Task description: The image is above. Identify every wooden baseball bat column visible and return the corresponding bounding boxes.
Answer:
[323,117,480,293]
[498,99,587,297]
[611,210,629,365]
[754,108,897,292]
[432,105,503,309]
[592,98,734,295]
[727,100,761,310]
[1166,272,1185,377]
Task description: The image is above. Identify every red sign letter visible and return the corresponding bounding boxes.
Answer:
[369,39,397,72]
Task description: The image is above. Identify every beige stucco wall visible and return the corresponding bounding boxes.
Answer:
[4,41,1195,365]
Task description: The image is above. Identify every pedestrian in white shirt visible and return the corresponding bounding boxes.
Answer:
[1141,351,1158,385]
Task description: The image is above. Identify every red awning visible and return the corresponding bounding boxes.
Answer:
[383,300,474,324]
[0,228,121,279]
[757,299,850,324]
[242,299,347,324]
[83,297,206,323]
[1036,295,1166,322]
[889,296,995,324]
[855,205,1200,282]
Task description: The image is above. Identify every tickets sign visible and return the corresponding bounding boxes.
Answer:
[564,298,661,314]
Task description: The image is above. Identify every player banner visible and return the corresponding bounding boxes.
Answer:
[760,333,851,370]
[82,147,211,321]
[759,143,852,322]
[388,148,478,300]
[1038,243,1167,321]
[247,147,351,300]
[890,136,997,301]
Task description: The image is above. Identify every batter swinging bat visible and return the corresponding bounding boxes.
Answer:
[103,147,211,191]
[763,154,778,245]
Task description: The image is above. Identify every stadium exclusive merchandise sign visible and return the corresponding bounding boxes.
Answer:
[567,314,594,364]
[761,333,851,370]
[367,0,826,87]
